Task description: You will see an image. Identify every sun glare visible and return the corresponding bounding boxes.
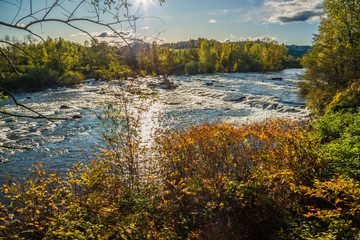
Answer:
[134,0,156,12]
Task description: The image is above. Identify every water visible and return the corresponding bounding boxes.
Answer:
[0,69,308,185]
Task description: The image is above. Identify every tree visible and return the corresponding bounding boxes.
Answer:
[300,0,360,114]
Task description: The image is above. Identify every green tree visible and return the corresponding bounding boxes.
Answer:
[260,40,287,71]
[45,38,80,75]
[301,0,360,114]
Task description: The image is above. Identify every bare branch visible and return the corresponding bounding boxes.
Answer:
[42,0,60,20]
[0,0,20,8]
[0,48,20,76]
[0,87,74,122]
[69,0,86,20]
[11,0,23,24]
[0,110,74,122]
[0,40,36,60]
[0,21,45,41]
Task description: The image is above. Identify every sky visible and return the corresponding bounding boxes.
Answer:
[0,0,323,45]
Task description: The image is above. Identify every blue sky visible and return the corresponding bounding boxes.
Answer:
[0,0,323,45]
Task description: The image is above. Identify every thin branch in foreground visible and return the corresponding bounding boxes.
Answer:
[1,87,74,123]
[0,40,36,60]
[0,110,74,122]
[0,48,20,76]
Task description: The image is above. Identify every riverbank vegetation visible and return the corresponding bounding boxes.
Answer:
[1,110,360,239]
[1,0,360,239]
[0,37,301,91]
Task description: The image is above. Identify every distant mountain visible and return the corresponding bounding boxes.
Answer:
[286,45,312,58]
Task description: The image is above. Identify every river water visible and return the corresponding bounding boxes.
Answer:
[0,69,308,186]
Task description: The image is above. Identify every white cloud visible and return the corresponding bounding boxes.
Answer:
[209,8,242,16]
[95,30,132,38]
[230,34,236,39]
[236,5,272,23]
[70,34,78,37]
[208,19,217,23]
[97,31,119,38]
[265,0,323,24]
[239,35,277,42]
[142,26,149,30]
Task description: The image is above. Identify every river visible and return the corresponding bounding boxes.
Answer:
[0,69,308,186]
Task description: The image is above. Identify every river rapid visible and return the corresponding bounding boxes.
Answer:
[0,69,308,186]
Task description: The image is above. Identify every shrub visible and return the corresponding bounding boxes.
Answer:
[58,71,84,86]
[0,72,20,90]
[297,175,360,240]
[93,69,113,81]
[327,80,360,113]
[2,118,359,239]
[315,109,360,179]
[17,68,59,90]
[0,160,177,239]
[184,62,200,75]
[156,119,325,239]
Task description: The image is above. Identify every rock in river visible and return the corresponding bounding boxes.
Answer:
[72,115,82,119]
[60,105,71,109]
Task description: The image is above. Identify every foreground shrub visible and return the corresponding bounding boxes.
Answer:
[298,175,360,239]
[315,109,360,179]
[156,119,325,239]
[2,118,360,239]
[0,160,177,239]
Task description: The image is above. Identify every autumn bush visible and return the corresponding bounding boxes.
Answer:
[0,159,180,239]
[1,116,360,239]
[155,119,327,239]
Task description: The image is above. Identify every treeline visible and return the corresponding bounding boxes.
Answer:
[0,37,301,91]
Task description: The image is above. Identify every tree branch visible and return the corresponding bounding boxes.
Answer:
[0,48,20,76]
[0,87,74,122]
[0,40,36,60]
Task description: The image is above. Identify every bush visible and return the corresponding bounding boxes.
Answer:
[315,109,360,179]
[0,160,177,239]
[17,68,59,90]
[92,69,113,81]
[0,72,20,90]
[327,80,360,113]
[2,118,360,239]
[184,62,200,75]
[156,119,325,239]
[58,71,84,86]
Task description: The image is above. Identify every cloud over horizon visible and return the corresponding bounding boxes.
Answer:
[266,0,323,24]
[96,31,131,38]
[208,19,217,23]
[239,35,277,42]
